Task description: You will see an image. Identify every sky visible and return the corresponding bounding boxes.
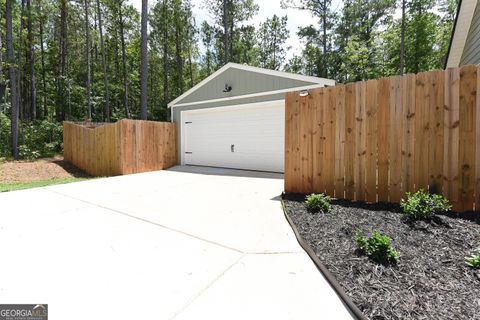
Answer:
[128,0,321,60]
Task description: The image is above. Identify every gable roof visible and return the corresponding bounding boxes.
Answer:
[168,63,334,108]
[446,0,478,68]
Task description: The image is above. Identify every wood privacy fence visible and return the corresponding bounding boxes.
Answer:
[285,65,480,212]
[63,119,177,176]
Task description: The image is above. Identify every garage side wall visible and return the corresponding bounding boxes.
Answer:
[460,0,480,65]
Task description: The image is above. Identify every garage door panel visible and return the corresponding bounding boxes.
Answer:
[183,102,284,173]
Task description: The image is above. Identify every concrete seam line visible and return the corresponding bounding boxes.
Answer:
[169,253,246,320]
[46,188,244,254]
[280,196,368,320]
[244,251,305,255]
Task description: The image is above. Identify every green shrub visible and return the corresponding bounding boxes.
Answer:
[305,193,332,213]
[18,145,41,160]
[400,189,451,220]
[0,113,11,157]
[22,119,63,157]
[465,254,480,269]
[0,117,63,159]
[356,230,399,264]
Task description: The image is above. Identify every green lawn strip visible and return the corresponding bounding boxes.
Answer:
[0,177,89,192]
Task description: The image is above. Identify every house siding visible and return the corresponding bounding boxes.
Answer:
[460,0,480,65]
[174,67,318,105]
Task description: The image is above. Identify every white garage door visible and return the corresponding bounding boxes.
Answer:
[182,100,285,172]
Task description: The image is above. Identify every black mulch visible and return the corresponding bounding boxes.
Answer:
[282,193,480,320]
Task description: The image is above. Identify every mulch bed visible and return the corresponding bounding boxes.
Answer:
[0,156,89,183]
[283,193,480,320]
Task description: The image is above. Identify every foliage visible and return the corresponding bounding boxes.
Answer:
[465,254,480,269]
[257,15,289,70]
[356,230,399,264]
[281,0,337,78]
[0,116,63,160]
[203,0,259,65]
[18,145,41,160]
[400,189,451,220]
[0,113,11,157]
[305,193,332,213]
[149,0,199,105]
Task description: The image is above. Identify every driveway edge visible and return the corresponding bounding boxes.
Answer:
[280,196,367,320]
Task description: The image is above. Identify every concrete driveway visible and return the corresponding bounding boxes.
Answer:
[0,166,353,320]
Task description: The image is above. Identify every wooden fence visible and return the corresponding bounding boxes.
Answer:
[285,65,480,212]
[63,119,177,176]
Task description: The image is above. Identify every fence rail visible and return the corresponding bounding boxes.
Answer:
[63,119,177,176]
[285,65,480,212]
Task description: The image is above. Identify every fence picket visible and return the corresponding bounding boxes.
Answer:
[389,76,403,203]
[458,65,477,211]
[344,83,356,200]
[377,78,390,202]
[355,81,367,201]
[403,74,416,194]
[325,87,336,196]
[334,85,346,199]
[365,80,377,203]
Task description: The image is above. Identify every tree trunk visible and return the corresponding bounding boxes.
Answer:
[0,2,5,108]
[414,6,422,73]
[56,0,68,121]
[114,28,121,83]
[93,6,99,66]
[140,0,148,120]
[162,0,169,107]
[6,0,19,160]
[400,0,406,75]
[175,21,184,95]
[84,0,92,119]
[223,0,229,64]
[39,4,48,118]
[273,28,277,70]
[322,0,328,78]
[18,0,26,120]
[27,0,36,120]
[187,23,194,88]
[206,49,211,75]
[96,0,110,122]
[119,2,130,118]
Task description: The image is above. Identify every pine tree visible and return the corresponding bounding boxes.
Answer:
[257,15,289,70]
[6,0,19,159]
[140,0,148,120]
[204,0,258,66]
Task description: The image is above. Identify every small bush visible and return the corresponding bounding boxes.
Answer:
[0,118,63,159]
[465,254,480,269]
[305,193,332,213]
[356,230,399,264]
[400,189,451,220]
[0,113,11,157]
[18,145,41,160]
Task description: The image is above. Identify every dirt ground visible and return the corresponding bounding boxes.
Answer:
[0,156,90,183]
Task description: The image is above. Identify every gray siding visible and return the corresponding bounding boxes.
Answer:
[175,67,317,105]
[460,0,480,65]
[172,93,285,162]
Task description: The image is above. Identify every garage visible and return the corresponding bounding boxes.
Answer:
[169,63,335,173]
[183,101,284,172]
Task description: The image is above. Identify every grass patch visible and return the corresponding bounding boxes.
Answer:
[0,177,89,192]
